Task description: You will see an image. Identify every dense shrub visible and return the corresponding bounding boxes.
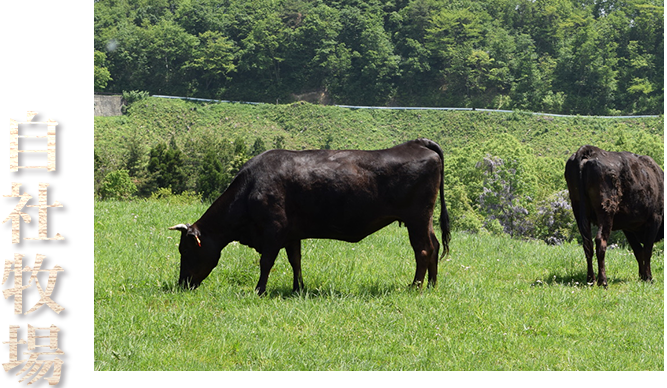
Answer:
[99,170,137,200]
[477,155,534,238]
[533,190,577,245]
[250,137,267,157]
[94,151,108,196]
[121,90,150,113]
[443,182,484,233]
[148,187,202,205]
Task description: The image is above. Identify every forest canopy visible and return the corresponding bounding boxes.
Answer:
[94,0,664,115]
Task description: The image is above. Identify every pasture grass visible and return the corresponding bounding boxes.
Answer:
[94,200,664,371]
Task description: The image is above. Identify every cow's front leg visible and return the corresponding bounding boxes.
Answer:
[256,249,279,296]
[285,240,304,292]
[641,242,654,282]
[638,225,659,282]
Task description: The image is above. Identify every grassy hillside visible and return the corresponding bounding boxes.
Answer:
[95,97,663,163]
[94,97,663,239]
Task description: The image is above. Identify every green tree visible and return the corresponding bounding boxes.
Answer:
[94,151,109,196]
[333,7,401,105]
[554,11,620,114]
[101,18,198,95]
[288,2,345,95]
[185,30,238,98]
[174,0,228,35]
[146,138,187,195]
[141,19,199,95]
[233,4,290,100]
[226,137,250,179]
[618,5,663,115]
[121,132,149,191]
[250,137,267,157]
[197,148,228,201]
[274,135,285,149]
[94,50,112,91]
[425,7,490,106]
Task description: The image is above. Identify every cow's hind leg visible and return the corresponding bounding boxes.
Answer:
[407,222,437,288]
[571,201,596,284]
[594,218,613,287]
[427,229,440,287]
[285,240,305,292]
[624,230,655,282]
[584,239,596,285]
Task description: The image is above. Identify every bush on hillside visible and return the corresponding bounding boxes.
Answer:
[121,90,150,110]
[197,148,229,201]
[533,190,577,245]
[477,155,534,238]
[250,137,267,156]
[148,187,202,205]
[144,139,188,195]
[99,170,137,200]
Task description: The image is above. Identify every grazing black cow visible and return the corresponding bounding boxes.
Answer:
[564,145,664,286]
[170,138,450,295]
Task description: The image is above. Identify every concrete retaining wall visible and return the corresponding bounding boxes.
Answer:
[94,94,124,116]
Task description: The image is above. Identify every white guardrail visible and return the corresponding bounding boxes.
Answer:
[151,94,661,119]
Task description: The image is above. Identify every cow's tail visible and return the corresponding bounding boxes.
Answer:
[419,139,451,258]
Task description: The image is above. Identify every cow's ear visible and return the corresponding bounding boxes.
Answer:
[186,228,202,247]
[168,223,190,232]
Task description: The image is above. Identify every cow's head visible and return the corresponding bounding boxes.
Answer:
[168,223,220,289]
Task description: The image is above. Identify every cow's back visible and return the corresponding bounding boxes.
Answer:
[240,141,443,241]
[566,145,664,233]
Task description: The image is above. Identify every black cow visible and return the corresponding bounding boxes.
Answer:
[564,145,664,286]
[170,138,450,295]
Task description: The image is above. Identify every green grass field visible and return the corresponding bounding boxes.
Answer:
[94,199,663,371]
